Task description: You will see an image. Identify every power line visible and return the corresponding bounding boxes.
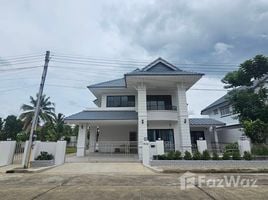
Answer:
[51,52,240,66]
[50,58,238,70]
[0,54,44,61]
[0,66,42,72]
[0,85,36,94]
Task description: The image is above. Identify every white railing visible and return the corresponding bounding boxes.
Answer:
[91,141,138,154]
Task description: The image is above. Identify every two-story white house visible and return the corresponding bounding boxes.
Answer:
[65,58,225,160]
[201,74,268,144]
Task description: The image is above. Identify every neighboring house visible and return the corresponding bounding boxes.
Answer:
[65,58,225,160]
[201,75,268,144]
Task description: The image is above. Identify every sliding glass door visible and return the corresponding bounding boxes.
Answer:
[147,129,175,152]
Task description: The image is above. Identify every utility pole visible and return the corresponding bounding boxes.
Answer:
[23,51,50,168]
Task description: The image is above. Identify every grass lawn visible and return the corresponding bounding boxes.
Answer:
[66,147,77,154]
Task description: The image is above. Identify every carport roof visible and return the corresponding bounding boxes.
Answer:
[189,118,225,126]
[65,111,225,127]
[65,110,138,121]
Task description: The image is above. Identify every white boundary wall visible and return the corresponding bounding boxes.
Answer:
[22,140,67,166]
[0,141,16,166]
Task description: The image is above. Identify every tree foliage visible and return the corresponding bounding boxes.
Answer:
[222,55,268,143]
[19,94,55,132]
[0,115,23,140]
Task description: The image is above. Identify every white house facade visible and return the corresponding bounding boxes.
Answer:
[65,58,225,160]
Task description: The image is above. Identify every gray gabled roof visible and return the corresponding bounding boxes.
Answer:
[126,57,203,76]
[189,118,225,126]
[65,111,224,127]
[87,58,203,89]
[201,94,230,114]
[88,78,126,88]
[65,110,138,121]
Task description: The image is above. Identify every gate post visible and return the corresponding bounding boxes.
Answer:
[0,141,16,166]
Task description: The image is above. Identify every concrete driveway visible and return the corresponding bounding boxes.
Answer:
[0,163,268,200]
[45,162,154,175]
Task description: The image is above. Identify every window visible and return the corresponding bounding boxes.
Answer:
[213,109,218,115]
[147,95,173,110]
[107,96,135,107]
[220,105,231,116]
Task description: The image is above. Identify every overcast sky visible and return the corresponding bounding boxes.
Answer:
[0,0,268,119]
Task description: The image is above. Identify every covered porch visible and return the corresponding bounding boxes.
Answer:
[189,118,226,152]
[65,110,139,158]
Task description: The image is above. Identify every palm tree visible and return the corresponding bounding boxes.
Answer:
[53,113,65,139]
[19,94,55,132]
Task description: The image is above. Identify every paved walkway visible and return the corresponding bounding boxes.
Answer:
[66,153,139,163]
[44,163,154,175]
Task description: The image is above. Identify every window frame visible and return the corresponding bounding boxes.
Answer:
[220,105,231,117]
[106,95,135,107]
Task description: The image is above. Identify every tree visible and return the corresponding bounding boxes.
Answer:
[53,113,65,139]
[2,115,23,140]
[19,94,55,132]
[0,117,4,140]
[222,55,268,143]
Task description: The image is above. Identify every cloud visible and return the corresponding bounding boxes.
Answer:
[102,0,268,63]
[0,0,268,118]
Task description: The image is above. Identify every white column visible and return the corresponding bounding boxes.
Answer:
[197,139,207,153]
[213,128,220,152]
[89,126,97,153]
[156,139,164,155]
[142,140,150,167]
[176,84,192,153]
[137,83,147,160]
[55,140,67,165]
[238,137,251,156]
[77,124,87,156]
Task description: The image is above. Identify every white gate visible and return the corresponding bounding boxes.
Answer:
[12,142,25,165]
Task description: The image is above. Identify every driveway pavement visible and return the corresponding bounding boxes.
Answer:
[45,162,154,175]
[0,163,268,200]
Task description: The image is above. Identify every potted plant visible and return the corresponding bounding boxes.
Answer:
[30,151,55,168]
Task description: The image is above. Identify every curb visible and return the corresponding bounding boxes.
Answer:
[6,165,58,173]
[160,168,268,173]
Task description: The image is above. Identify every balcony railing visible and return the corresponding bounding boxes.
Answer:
[147,105,177,111]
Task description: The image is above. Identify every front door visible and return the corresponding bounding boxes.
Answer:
[129,132,138,153]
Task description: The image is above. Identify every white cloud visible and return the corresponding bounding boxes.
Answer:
[0,0,268,118]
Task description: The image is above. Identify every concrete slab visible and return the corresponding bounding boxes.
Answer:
[43,163,154,175]
[66,153,139,163]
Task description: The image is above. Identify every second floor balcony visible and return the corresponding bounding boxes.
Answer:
[147,104,177,111]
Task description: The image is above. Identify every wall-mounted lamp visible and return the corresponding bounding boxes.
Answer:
[142,119,144,124]
[184,119,187,124]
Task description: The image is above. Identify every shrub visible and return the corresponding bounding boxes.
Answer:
[232,151,241,160]
[192,151,202,160]
[224,142,239,153]
[252,144,268,156]
[202,150,211,160]
[184,151,192,160]
[212,152,220,160]
[174,151,182,160]
[157,154,167,160]
[36,151,54,160]
[243,151,253,160]
[167,151,175,160]
[222,151,231,160]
